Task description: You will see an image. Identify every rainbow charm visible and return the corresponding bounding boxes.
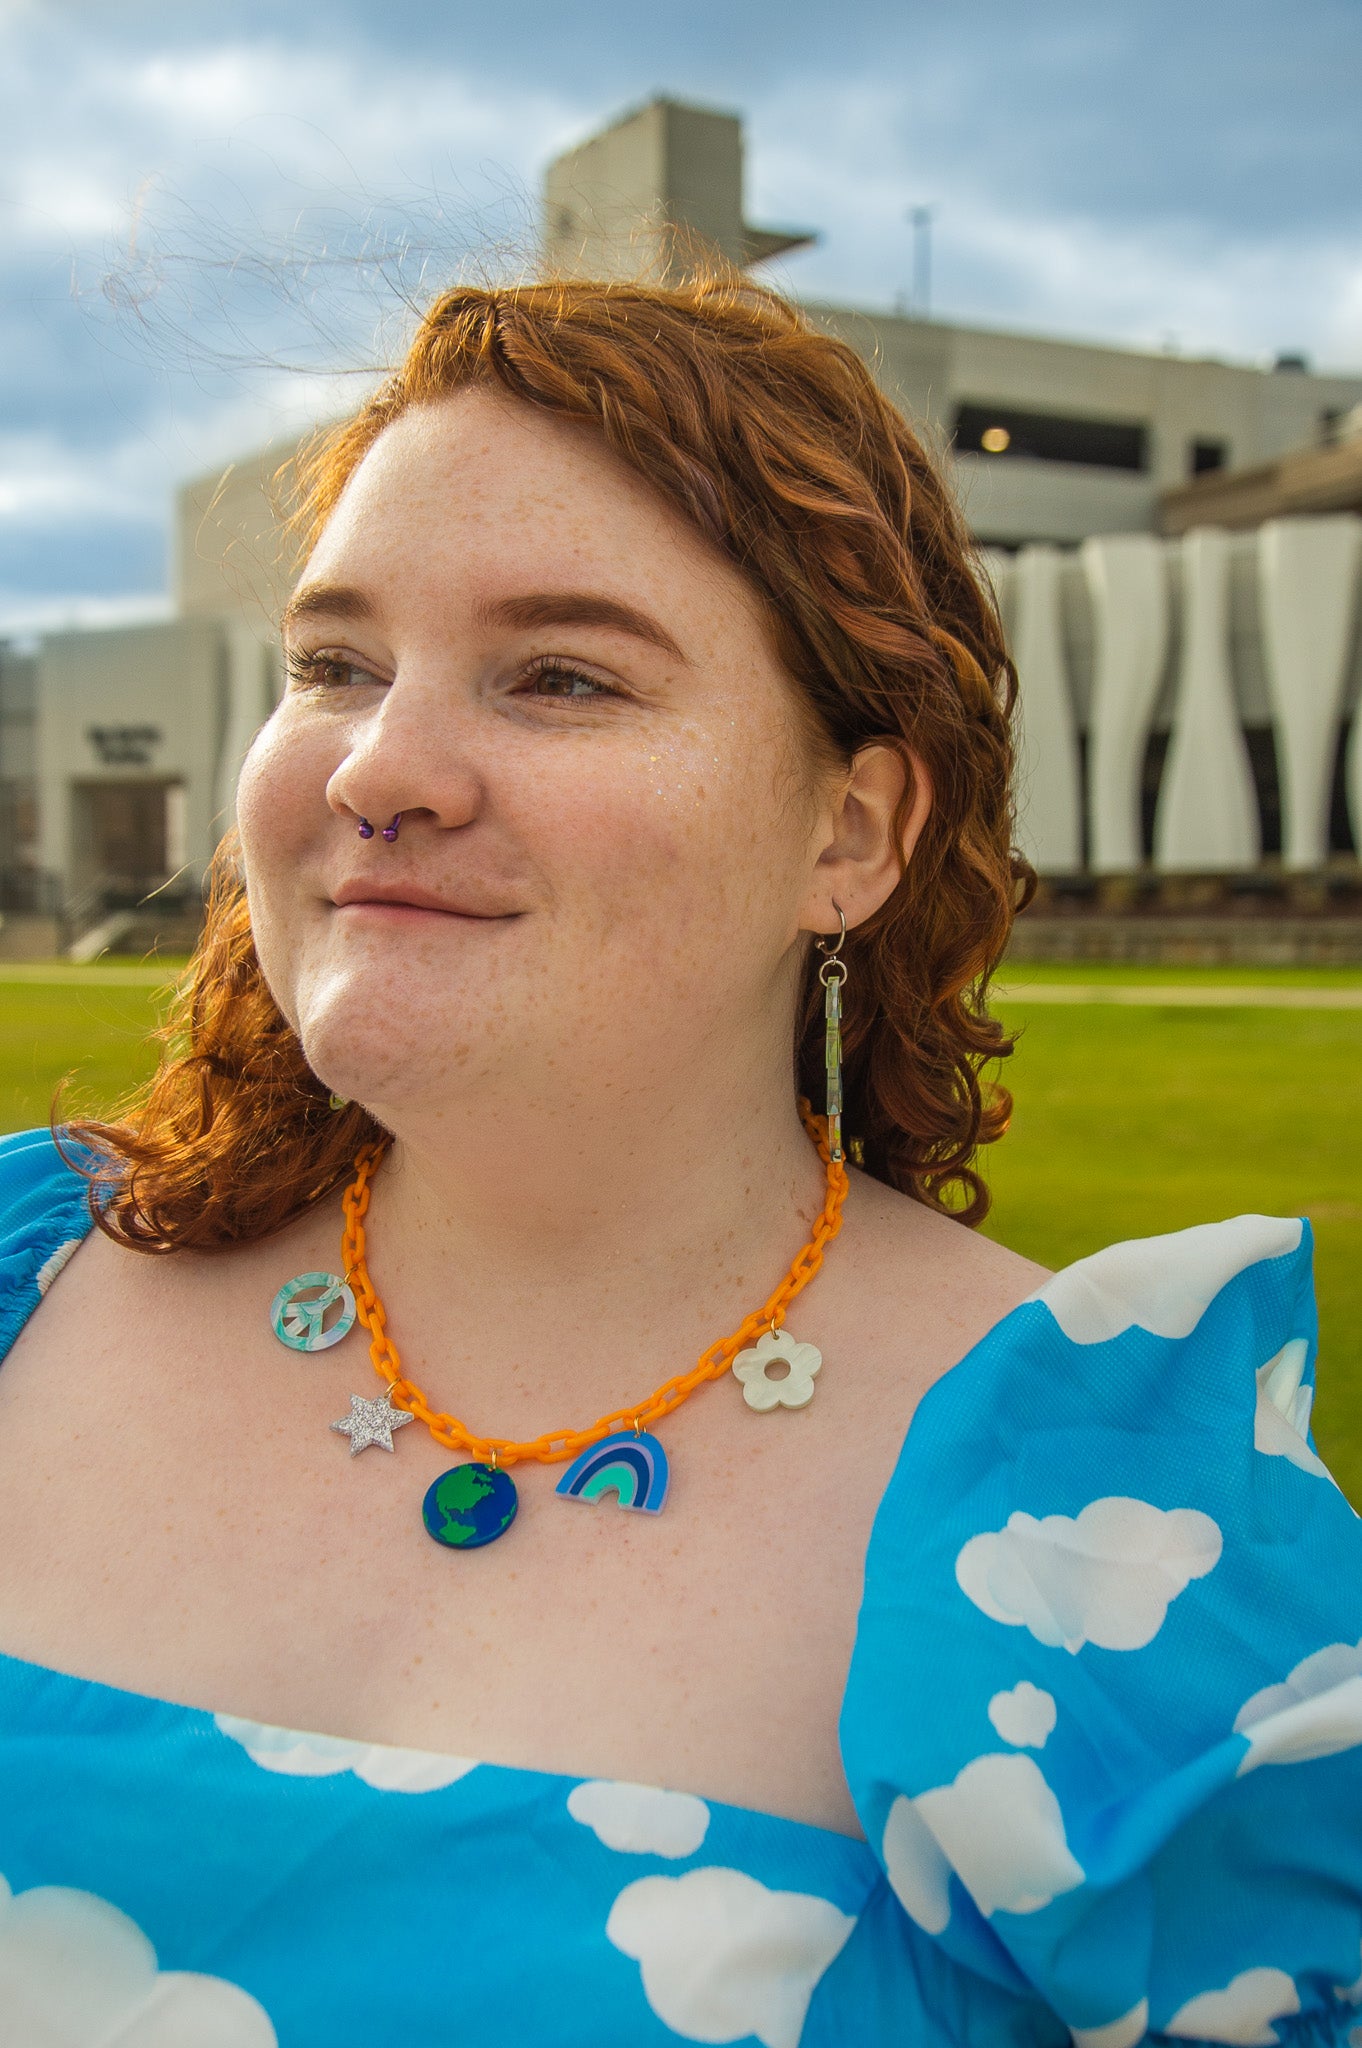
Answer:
[555,1430,670,1515]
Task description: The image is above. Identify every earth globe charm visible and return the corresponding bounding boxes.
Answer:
[422,1462,519,1550]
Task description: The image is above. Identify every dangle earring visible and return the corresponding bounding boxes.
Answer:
[816,905,848,1165]
[727,905,848,1418]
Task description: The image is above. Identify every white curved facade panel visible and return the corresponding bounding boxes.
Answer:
[1154,527,1260,873]
[1080,534,1168,873]
[1257,516,1362,870]
[1011,544,1082,874]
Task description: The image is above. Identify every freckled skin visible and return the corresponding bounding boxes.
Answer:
[0,387,1046,1836]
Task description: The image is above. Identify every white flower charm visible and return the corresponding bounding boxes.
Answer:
[732,1329,822,1411]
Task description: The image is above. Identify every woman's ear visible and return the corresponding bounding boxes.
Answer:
[799,741,932,934]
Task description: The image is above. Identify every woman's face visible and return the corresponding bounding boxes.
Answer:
[237,386,841,1128]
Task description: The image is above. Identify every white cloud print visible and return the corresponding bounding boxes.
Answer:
[606,1866,855,2048]
[1028,1216,1301,1346]
[1233,1638,1362,1776]
[1167,1966,1300,2045]
[882,1752,1084,1928]
[0,1872,276,2046]
[987,1682,1057,1749]
[567,1780,710,1858]
[215,1715,477,1792]
[1254,1338,1335,1482]
[956,1496,1222,1653]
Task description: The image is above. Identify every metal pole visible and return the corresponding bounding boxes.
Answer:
[908,205,935,316]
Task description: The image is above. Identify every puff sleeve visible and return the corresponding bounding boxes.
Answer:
[0,1127,93,1358]
[841,1216,1362,2047]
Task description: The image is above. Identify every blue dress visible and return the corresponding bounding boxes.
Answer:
[1,1124,1360,2047]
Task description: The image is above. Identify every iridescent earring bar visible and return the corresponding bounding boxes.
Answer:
[816,905,847,1165]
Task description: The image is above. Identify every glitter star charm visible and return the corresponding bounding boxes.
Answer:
[330,1391,415,1455]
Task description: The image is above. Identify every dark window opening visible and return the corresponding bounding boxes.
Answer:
[1140,732,1169,860]
[1189,438,1228,476]
[954,402,1148,473]
[1331,721,1355,855]
[1243,728,1282,859]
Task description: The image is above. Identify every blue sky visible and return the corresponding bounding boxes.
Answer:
[3,0,1359,633]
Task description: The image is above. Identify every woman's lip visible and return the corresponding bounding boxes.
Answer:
[331,884,514,917]
[335,899,501,920]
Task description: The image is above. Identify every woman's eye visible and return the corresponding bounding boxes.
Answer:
[286,652,381,692]
[522,664,614,701]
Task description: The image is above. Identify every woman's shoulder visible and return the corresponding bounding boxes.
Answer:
[842,1210,1362,2045]
[0,1127,95,1360]
[842,1169,1051,1359]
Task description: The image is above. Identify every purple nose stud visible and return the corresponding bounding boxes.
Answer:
[357,818,375,840]
[381,814,402,843]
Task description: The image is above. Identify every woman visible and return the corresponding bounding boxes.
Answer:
[0,277,1357,2046]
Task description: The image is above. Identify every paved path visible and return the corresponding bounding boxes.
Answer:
[998,982,1362,1009]
[0,964,178,987]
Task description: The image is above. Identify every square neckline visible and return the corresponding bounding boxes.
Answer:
[0,1129,1034,1854]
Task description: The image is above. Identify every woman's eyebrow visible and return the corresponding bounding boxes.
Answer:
[280,583,376,637]
[281,583,688,663]
[478,591,688,662]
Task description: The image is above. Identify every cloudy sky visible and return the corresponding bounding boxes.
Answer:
[3,0,1359,634]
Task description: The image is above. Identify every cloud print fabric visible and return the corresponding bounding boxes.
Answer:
[213,1714,478,1792]
[955,1496,1223,1653]
[0,1874,277,2046]
[844,1208,1362,2043]
[3,1129,1362,2044]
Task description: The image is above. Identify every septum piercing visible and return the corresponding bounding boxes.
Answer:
[357,814,402,842]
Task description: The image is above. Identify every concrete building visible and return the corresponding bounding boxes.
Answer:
[543,97,815,281]
[5,95,1362,957]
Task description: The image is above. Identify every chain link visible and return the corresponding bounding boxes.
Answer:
[338,1105,849,1468]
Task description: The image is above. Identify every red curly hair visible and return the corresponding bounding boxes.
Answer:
[68,273,1032,1247]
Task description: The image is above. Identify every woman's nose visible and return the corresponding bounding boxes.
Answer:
[326,687,486,836]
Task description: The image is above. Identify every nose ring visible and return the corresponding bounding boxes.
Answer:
[356,814,401,842]
[357,818,375,839]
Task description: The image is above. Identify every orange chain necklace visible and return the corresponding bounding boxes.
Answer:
[339,1100,848,1472]
[266,917,858,1547]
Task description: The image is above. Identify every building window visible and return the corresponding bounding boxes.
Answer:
[1190,438,1228,476]
[954,402,1148,472]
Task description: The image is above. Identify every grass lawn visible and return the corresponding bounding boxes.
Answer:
[2,959,1360,1498]
[0,966,177,1137]
[982,988,1362,1500]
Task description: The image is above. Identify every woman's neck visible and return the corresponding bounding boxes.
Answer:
[348,1045,830,1433]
